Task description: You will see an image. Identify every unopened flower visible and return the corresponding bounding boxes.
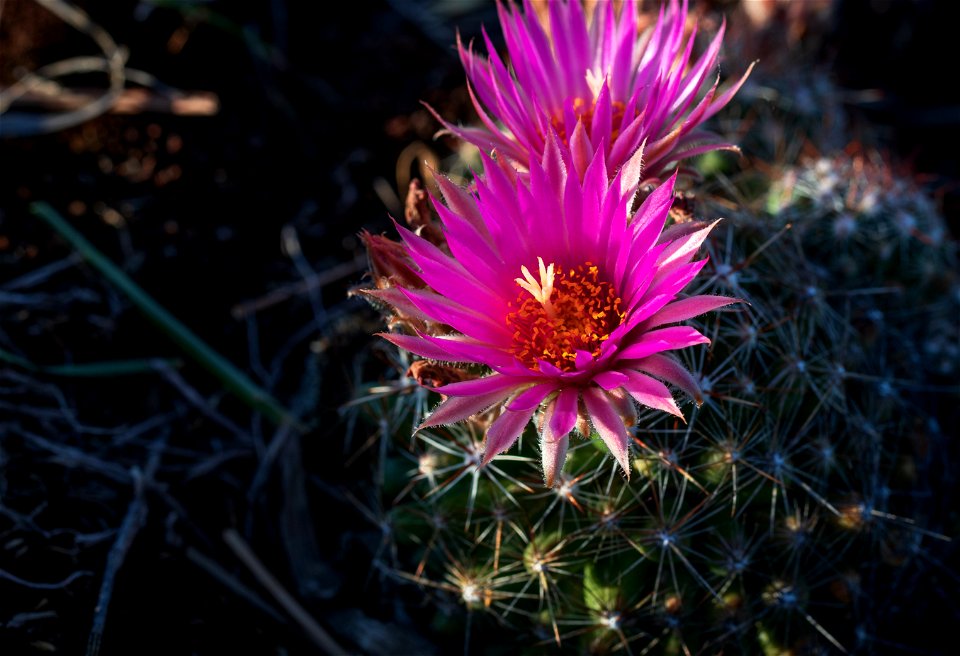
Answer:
[379,136,735,485]
[355,230,429,333]
[359,230,425,290]
[434,0,753,181]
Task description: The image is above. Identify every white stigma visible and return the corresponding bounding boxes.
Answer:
[601,612,620,630]
[461,583,479,604]
[515,256,557,318]
[585,70,605,99]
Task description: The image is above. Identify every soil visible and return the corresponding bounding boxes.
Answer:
[1,0,957,654]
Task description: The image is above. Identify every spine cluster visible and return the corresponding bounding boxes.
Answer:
[352,2,958,653]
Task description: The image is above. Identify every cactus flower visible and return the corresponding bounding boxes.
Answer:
[379,136,735,485]
[433,0,752,182]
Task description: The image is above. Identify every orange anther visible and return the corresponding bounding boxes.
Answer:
[505,259,624,371]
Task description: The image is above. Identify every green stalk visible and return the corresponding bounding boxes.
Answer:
[31,201,301,430]
[0,347,180,377]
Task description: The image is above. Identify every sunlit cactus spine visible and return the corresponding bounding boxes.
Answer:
[348,144,957,654]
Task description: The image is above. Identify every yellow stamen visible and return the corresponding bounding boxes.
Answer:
[549,96,628,143]
[515,256,557,319]
[506,258,625,372]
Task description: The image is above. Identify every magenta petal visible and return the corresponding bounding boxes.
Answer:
[396,225,504,315]
[434,172,489,238]
[435,374,526,398]
[418,334,515,368]
[658,219,722,268]
[550,387,579,437]
[624,293,673,328]
[428,103,518,163]
[401,287,508,344]
[507,383,556,412]
[634,353,703,405]
[365,288,423,322]
[482,407,536,465]
[645,295,739,329]
[582,143,611,252]
[591,81,614,150]
[671,25,723,114]
[569,120,594,180]
[617,140,646,198]
[623,370,683,418]
[643,258,708,309]
[575,350,595,370]
[542,128,567,189]
[549,0,589,98]
[502,8,551,106]
[667,140,740,163]
[641,326,710,350]
[629,172,675,240]
[593,370,630,390]
[540,394,573,487]
[540,428,570,488]
[536,358,566,377]
[420,388,513,429]
[434,0,748,180]
[658,219,707,245]
[379,332,467,363]
[609,2,636,94]
[617,339,671,361]
[702,60,757,123]
[643,125,683,170]
[583,386,631,477]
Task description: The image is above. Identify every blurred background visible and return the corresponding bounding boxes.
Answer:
[1,0,957,653]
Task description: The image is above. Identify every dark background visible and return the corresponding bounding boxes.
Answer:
[1,0,957,653]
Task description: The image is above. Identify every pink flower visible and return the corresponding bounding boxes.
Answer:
[379,136,736,485]
[433,0,752,181]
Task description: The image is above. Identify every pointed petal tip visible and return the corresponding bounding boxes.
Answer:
[663,400,686,421]
[416,412,441,431]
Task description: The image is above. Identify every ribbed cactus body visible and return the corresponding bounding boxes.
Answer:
[353,150,957,653]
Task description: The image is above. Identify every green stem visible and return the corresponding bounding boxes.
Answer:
[0,347,180,377]
[30,201,301,430]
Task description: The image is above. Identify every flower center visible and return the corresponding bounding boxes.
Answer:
[505,257,625,371]
[550,96,628,143]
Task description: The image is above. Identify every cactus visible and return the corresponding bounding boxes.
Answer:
[345,0,957,651]
[348,146,958,654]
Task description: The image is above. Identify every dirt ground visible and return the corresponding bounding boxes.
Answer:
[1,0,958,653]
